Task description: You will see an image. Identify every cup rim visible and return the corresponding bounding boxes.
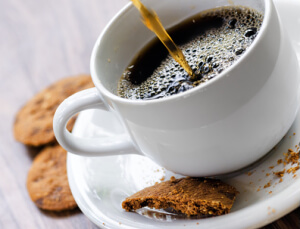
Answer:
[90,0,271,105]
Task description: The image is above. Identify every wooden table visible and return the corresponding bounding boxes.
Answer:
[0,0,299,228]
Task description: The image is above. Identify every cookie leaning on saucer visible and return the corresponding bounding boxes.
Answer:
[13,75,94,146]
[27,144,77,211]
[122,177,238,216]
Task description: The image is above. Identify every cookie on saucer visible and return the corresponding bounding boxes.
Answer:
[122,176,238,216]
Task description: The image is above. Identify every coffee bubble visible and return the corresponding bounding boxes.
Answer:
[118,6,263,100]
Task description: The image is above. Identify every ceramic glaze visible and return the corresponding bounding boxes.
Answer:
[53,0,300,176]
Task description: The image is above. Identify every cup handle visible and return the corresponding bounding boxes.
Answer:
[53,87,137,156]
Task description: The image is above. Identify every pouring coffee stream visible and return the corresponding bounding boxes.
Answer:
[131,0,198,80]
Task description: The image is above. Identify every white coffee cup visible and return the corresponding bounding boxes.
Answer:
[53,0,300,176]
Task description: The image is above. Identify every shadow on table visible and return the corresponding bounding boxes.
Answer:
[39,207,82,218]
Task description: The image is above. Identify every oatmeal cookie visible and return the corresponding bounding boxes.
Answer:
[26,144,77,211]
[14,75,93,146]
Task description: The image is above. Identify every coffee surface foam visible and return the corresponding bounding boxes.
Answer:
[118,6,263,100]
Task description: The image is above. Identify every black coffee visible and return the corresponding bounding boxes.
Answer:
[118,6,263,100]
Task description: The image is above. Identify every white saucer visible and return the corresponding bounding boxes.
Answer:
[67,1,300,228]
[67,108,300,229]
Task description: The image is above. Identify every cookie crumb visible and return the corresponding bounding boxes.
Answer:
[247,171,254,176]
[273,169,285,177]
[264,182,271,189]
[287,166,299,174]
[272,208,276,213]
[285,149,299,165]
[268,148,299,183]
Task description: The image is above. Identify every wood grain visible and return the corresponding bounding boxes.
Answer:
[0,0,299,228]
